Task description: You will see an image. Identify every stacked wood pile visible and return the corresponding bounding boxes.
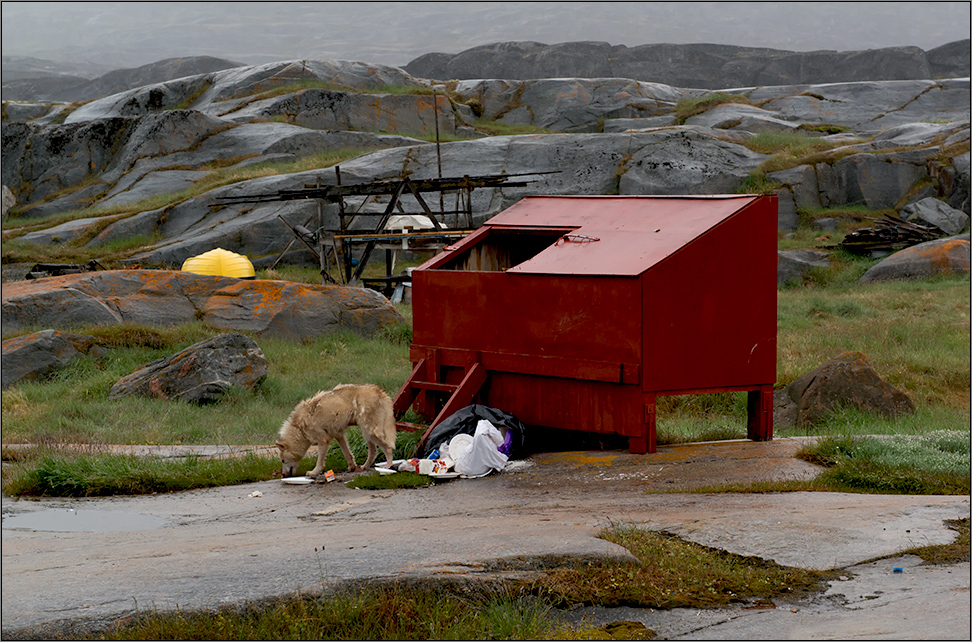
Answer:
[837,214,942,255]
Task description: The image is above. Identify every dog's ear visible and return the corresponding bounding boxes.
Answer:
[275,440,286,449]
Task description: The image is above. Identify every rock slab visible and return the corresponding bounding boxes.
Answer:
[108,333,265,404]
[0,270,405,341]
[859,235,971,283]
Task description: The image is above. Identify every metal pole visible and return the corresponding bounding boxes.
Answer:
[433,86,444,215]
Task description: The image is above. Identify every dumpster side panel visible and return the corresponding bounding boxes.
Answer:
[484,372,644,438]
[411,271,642,365]
[642,197,777,392]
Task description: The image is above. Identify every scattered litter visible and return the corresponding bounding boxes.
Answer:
[323,470,336,483]
[893,566,904,573]
[249,490,263,497]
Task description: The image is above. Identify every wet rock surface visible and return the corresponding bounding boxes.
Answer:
[0,270,405,341]
[2,438,968,639]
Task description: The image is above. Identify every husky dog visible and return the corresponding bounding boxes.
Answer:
[276,384,396,477]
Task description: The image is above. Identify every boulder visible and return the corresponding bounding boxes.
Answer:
[1,329,105,389]
[108,333,266,404]
[859,235,970,283]
[899,197,970,235]
[784,351,915,426]
[1,270,405,341]
[777,250,831,286]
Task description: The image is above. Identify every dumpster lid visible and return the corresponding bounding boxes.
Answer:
[486,195,765,276]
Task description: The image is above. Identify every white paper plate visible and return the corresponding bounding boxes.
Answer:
[374,467,397,475]
[282,476,315,485]
[429,471,460,479]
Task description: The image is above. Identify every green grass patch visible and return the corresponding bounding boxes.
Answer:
[741,131,858,175]
[346,470,431,490]
[536,522,825,608]
[2,451,277,497]
[673,92,751,125]
[471,118,554,137]
[0,323,412,447]
[94,584,565,641]
[797,431,970,495]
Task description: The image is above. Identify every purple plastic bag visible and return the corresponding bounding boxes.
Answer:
[499,429,513,456]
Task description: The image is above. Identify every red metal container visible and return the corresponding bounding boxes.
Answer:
[393,194,778,453]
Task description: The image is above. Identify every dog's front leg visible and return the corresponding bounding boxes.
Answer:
[308,436,330,477]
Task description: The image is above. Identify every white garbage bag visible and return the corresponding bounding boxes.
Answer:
[453,420,509,478]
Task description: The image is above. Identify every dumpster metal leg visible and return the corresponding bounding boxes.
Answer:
[747,385,774,441]
[631,393,657,454]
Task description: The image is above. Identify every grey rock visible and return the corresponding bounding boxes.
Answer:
[1,185,13,222]
[602,116,678,131]
[65,59,423,123]
[453,77,689,132]
[777,249,831,286]
[1,329,105,389]
[405,40,968,89]
[1,56,244,103]
[108,333,266,404]
[832,152,928,210]
[618,127,769,195]
[774,188,800,232]
[684,102,801,133]
[767,164,821,210]
[786,351,915,426]
[749,79,970,133]
[859,235,971,283]
[1,287,121,334]
[212,89,456,137]
[900,197,971,235]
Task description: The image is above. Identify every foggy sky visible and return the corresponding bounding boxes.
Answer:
[2,1,970,71]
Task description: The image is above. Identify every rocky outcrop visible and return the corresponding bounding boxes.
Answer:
[776,351,915,427]
[858,235,971,283]
[61,59,423,123]
[3,109,422,217]
[1,329,105,389]
[1,56,245,103]
[0,270,405,341]
[2,56,969,273]
[107,333,266,404]
[404,40,970,88]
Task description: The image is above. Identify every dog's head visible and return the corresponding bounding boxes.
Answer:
[276,418,309,477]
[276,438,303,478]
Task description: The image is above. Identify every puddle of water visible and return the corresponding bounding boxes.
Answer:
[2,508,167,532]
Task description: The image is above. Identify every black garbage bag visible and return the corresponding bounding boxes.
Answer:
[419,405,527,460]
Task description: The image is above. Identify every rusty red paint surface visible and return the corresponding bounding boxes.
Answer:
[397,195,777,454]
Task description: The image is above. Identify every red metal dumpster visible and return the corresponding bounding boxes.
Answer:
[393,194,778,453]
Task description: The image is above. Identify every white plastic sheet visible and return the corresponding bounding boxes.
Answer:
[453,420,509,478]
